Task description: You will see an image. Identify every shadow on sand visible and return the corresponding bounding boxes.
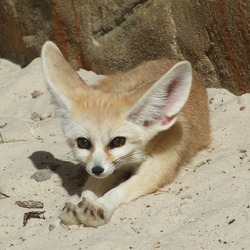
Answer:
[29,151,88,196]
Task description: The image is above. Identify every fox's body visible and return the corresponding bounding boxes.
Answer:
[42,42,210,228]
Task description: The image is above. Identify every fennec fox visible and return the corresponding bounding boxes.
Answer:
[42,41,210,228]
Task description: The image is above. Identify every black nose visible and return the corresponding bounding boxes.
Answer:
[92,166,104,176]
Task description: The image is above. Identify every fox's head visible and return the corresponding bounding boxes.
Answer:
[42,42,192,178]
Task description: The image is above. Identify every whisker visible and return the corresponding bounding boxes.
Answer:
[112,150,145,169]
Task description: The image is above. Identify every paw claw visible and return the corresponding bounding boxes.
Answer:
[97,208,104,219]
[83,207,89,214]
[90,209,95,217]
[78,198,87,208]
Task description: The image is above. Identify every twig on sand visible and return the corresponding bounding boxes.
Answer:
[0,132,26,144]
[0,191,10,199]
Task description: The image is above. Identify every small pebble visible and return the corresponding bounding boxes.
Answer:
[49,224,56,231]
[0,122,7,129]
[195,160,206,168]
[40,112,52,120]
[31,112,52,122]
[31,112,40,122]
[239,149,247,153]
[181,194,193,200]
[239,106,246,111]
[209,97,214,104]
[228,218,235,225]
[31,90,43,99]
[31,169,52,182]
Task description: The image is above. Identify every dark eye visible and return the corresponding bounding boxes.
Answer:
[108,137,126,149]
[77,137,92,149]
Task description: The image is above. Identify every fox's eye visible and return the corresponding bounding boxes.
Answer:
[108,137,126,149]
[77,137,92,149]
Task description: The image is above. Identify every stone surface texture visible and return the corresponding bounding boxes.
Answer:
[0,0,249,94]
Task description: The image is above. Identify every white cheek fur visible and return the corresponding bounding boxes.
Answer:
[111,144,134,159]
[73,148,90,165]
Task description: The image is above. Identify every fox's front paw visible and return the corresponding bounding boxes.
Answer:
[75,196,109,227]
[59,196,110,228]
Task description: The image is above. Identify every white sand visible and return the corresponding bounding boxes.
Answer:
[0,58,249,250]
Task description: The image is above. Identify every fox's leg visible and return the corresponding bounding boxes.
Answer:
[59,169,133,226]
[60,151,181,227]
[81,168,133,198]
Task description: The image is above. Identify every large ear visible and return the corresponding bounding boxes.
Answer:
[127,61,192,131]
[41,41,87,113]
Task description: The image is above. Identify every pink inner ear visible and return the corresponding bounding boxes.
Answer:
[129,67,189,128]
[161,116,175,126]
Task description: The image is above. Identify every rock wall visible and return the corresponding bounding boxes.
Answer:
[0,0,53,67]
[0,0,249,95]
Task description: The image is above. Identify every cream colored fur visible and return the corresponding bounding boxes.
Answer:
[42,41,210,228]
